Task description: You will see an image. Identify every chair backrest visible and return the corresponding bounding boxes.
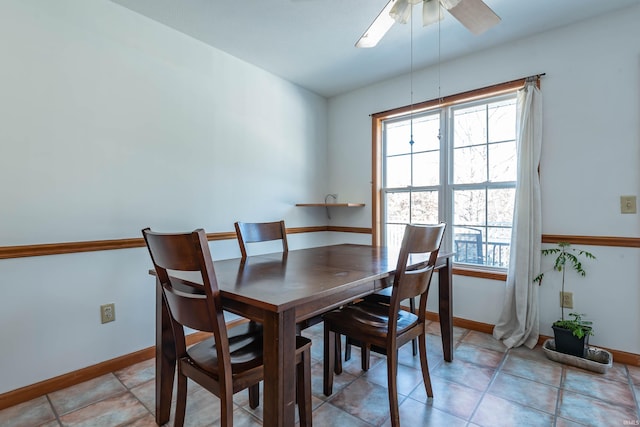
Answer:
[142,228,231,371]
[234,220,288,258]
[389,223,446,324]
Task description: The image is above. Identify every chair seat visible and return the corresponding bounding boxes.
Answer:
[323,301,418,341]
[188,322,264,374]
[188,322,312,375]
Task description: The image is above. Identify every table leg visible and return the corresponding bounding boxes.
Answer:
[262,308,297,427]
[156,278,176,425]
[438,257,454,362]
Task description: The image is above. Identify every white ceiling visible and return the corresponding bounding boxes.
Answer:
[109,0,639,98]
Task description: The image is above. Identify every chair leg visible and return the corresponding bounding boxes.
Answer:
[297,347,313,427]
[174,372,188,427]
[248,383,260,409]
[361,344,370,371]
[323,327,335,396]
[220,390,234,427]
[344,336,352,361]
[418,333,433,397]
[409,297,417,356]
[334,333,342,375]
[386,349,400,427]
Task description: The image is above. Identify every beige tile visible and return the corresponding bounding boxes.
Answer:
[563,366,637,409]
[58,392,149,426]
[558,389,639,426]
[454,342,505,369]
[114,358,155,389]
[363,360,424,396]
[628,364,640,386]
[488,372,559,414]
[379,396,467,427]
[129,379,156,414]
[0,395,57,427]
[49,374,127,415]
[462,331,509,353]
[432,358,496,391]
[410,376,483,420]
[501,353,563,387]
[309,402,371,427]
[328,376,406,426]
[472,394,554,427]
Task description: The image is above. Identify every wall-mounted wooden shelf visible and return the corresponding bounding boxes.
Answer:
[295,203,365,207]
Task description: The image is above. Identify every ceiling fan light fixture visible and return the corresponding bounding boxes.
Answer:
[389,0,412,24]
[440,0,462,9]
[422,0,443,27]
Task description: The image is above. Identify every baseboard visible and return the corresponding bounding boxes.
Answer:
[425,311,640,367]
[0,328,216,411]
[2,315,638,411]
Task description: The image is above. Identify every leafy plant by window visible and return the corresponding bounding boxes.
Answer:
[533,242,596,321]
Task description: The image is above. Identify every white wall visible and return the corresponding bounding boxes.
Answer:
[0,0,333,394]
[328,5,640,354]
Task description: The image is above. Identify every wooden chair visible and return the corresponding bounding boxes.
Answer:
[344,277,417,367]
[322,223,445,427]
[234,220,288,258]
[142,228,312,427]
[234,219,340,372]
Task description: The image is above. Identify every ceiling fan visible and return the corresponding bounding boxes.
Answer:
[356,0,500,48]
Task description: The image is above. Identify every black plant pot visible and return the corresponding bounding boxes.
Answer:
[552,325,590,358]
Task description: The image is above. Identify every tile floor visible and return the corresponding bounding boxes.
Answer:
[2,321,639,426]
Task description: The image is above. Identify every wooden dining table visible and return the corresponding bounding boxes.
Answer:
[152,244,454,427]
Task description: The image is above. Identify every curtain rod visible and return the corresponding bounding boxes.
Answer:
[371,72,546,118]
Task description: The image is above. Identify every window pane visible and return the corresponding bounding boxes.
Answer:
[386,154,411,188]
[411,114,440,153]
[385,192,410,223]
[385,223,407,249]
[453,104,486,148]
[488,99,516,143]
[452,145,487,184]
[385,121,412,156]
[453,189,486,225]
[412,151,440,186]
[489,141,517,182]
[386,114,440,156]
[453,226,485,265]
[411,191,439,224]
[487,188,515,226]
[486,227,511,267]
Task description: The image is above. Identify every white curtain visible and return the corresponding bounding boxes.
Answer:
[493,81,542,349]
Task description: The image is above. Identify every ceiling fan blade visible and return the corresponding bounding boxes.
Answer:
[441,0,500,35]
[355,0,397,48]
[422,0,443,27]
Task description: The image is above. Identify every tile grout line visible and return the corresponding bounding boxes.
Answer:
[45,394,62,426]
[463,344,511,426]
[625,365,640,419]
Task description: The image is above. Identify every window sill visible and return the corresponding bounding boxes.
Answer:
[452,266,507,281]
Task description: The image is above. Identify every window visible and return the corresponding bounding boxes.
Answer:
[375,84,521,270]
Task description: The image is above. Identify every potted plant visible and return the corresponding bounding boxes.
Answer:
[534,242,596,357]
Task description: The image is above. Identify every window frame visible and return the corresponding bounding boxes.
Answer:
[371,78,531,278]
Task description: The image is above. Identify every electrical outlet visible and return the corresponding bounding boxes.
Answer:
[100,303,115,324]
[620,195,637,214]
[560,292,573,309]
